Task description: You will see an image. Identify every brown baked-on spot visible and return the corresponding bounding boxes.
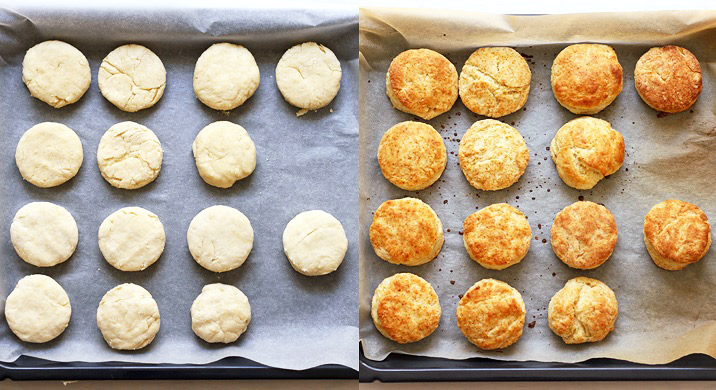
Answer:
[551,201,618,269]
[644,199,711,265]
[463,204,532,269]
[374,273,441,343]
[635,46,702,113]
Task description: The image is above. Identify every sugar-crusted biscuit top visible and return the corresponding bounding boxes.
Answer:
[463,203,531,270]
[644,199,711,267]
[548,277,618,344]
[635,45,702,113]
[551,201,618,270]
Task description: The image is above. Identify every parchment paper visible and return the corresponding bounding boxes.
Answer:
[359,8,716,364]
[0,7,358,371]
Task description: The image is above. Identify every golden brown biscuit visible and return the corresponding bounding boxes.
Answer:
[458,119,529,191]
[551,44,623,114]
[548,277,618,344]
[386,49,458,120]
[551,201,618,270]
[457,279,525,350]
[371,273,441,344]
[378,121,447,190]
[635,46,702,113]
[550,117,624,190]
[463,204,531,270]
[459,47,531,118]
[369,198,444,266]
[643,199,711,270]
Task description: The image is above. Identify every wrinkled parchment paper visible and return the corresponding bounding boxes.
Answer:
[359,8,716,364]
[0,7,358,371]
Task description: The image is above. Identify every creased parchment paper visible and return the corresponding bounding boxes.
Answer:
[0,7,357,371]
[359,8,716,364]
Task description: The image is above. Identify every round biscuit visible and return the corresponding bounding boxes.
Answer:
[98,44,166,112]
[635,45,702,113]
[22,40,91,108]
[463,203,531,270]
[548,277,618,344]
[551,201,618,270]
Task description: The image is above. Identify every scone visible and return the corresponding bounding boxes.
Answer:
[371,273,441,344]
[98,207,166,272]
[548,277,618,344]
[96,283,160,350]
[5,274,71,343]
[551,44,623,114]
[551,201,618,270]
[386,49,458,120]
[643,199,711,270]
[192,121,257,188]
[550,117,624,190]
[98,44,166,112]
[193,43,260,111]
[187,205,254,272]
[282,210,348,276]
[191,283,251,344]
[11,202,78,267]
[458,119,529,191]
[457,279,526,350]
[459,47,531,118]
[635,46,702,113]
[369,198,444,266]
[22,40,91,108]
[97,122,163,190]
[15,122,83,188]
[377,121,447,190]
[463,203,531,270]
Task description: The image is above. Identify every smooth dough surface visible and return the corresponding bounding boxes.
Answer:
[283,210,348,276]
[96,283,160,350]
[11,202,78,267]
[22,40,91,108]
[187,205,254,272]
[98,207,166,271]
[191,283,251,344]
[548,277,618,344]
[15,122,83,188]
[193,43,260,110]
[97,121,163,190]
[5,274,71,343]
[276,42,342,112]
[98,44,166,112]
[192,121,256,188]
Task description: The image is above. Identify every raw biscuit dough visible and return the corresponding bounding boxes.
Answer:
[282,210,348,276]
[192,121,257,188]
[193,43,260,110]
[10,202,78,267]
[98,44,166,112]
[4,274,71,343]
[191,283,251,344]
[98,207,166,271]
[97,121,163,190]
[187,205,254,272]
[96,283,160,350]
[15,122,83,188]
[22,40,91,108]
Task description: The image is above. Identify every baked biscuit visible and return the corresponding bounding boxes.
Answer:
[548,277,618,344]
[458,119,529,191]
[369,198,444,266]
[643,199,711,270]
[635,46,702,113]
[551,201,618,269]
[551,44,623,114]
[377,121,447,190]
[459,47,531,118]
[550,117,624,190]
[463,204,531,270]
[456,279,526,350]
[386,49,458,120]
[371,273,441,344]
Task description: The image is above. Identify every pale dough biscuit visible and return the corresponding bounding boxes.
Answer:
[275,42,341,113]
[458,119,529,191]
[193,43,260,111]
[98,207,166,272]
[15,122,83,188]
[191,283,251,344]
[5,274,71,343]
[551,201,618,270]
[643,199,711,270]
[192,121,256,188]
[459,47,531,118]
[22,40,90,108]
[96,283,160,350]
[635,45,702,113]
[463,203,531,270]
[369,198,444,266]
[11,202,78,267]
[457,279,526,350]
[548,277,618,344]
[371,273,441,344]
[97,121,163,190]
[377,121,446,191]
[187,205,254,272]
[98,44,166,112]
[282,210,348,276]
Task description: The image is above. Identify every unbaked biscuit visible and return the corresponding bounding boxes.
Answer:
[550,117,624,190]
[371,273,441,344]
[5,274,71,343]
[283,210,348,276]
[187,205,254,272]
[551,201,618,270]
[15,122,83,188]
[635,45,702,113]
[193,43,260,111]
[377,121,447,190]
[551,44,623,114]
[191,283,251,344]
[96,283,160,350]
[458,119,529,191]
[463,203,531,270]
[11,202,78,267]
[459,47,531,118]
[369,198,444,266]
[386,49,458,120]
[97,121,163,190]
[192,121,257,188]
[548,277,618,344]
[98,44,166,112]
[22,40,91,108]
[456,279,526,350]
[98,207,166,272]
[643,199,711,270]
